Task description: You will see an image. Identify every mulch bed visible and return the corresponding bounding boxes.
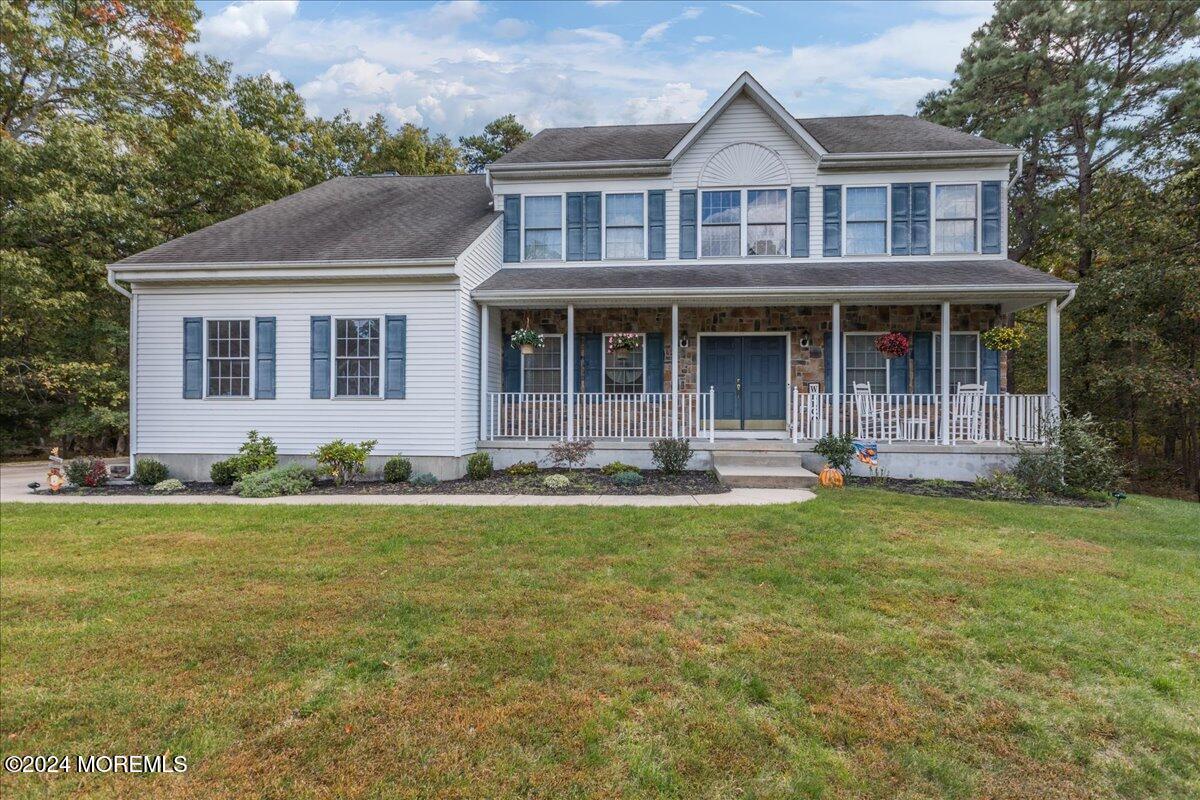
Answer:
[34,468,727,498]
[845,476,1112,507]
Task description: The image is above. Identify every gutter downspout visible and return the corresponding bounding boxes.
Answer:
[1007,151,1024,190]
[106,271,135,472]
[1056,286,1076,312]
[107,271,131,298]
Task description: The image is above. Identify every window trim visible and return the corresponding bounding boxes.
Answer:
[932,181,981,255]
[699,188,743,259]
[842,331,892,395]
[520,194,566,262]
[602,190,648,261]
[932,331,981,392]
[842,184,890,257]
[601,332,647,395]
[518,333,564,393]
[202,317,255,400]
[331,315,384,400]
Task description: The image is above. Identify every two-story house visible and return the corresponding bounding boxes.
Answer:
[107,73,1074,483]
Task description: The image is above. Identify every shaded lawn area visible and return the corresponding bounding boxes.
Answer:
[1,493,1197,799]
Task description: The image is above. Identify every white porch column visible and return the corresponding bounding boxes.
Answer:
[940,300,951,444]
[566,304,575,441]
[479,304,489,441]
[671,303,679,438]
[831,301,841,435]
[1046,299,1060,403]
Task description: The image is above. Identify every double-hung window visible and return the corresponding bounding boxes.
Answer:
[206,319,251,398]
[335,318,381,397]
[747,189,786,256]
[844,334,888,393]
[605,193,644,259]
[935,184,977,253]
[521,334,562,392]
[700,190,741,257]
[934,333,980,392]
[523,195,562,260]
[603,334,645,394]
[845,187,887,255]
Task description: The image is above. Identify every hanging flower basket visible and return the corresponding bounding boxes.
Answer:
[606,332,641,355]
[981,325,1027,352]
[874,331,910,359]
[510,328,544,355]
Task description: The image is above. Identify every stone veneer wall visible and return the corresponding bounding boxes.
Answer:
[500,305,1006,394]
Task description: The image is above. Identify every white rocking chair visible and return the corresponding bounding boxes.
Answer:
[851,382,899,440]
[949,382,986,442]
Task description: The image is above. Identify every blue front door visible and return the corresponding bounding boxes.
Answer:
[700,336,787,429]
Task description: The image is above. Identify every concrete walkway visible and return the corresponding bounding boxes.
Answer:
[1,462,815,507]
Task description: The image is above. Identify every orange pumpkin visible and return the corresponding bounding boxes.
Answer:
[819,465,844,488]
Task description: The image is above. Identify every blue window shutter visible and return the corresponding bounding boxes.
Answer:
[648,190,666,259]
[310,316,331,399]
[913,332,933,393]
[584,192,601,260]
[679,190,697,259]
[566,193,584,261]
[891,184,911,255]
[981,181,1002,254]
[582,333,602,392]
[384,315,407,399]
[981,342,1001,394]
[182,317,202,399]
[501,334,520,392]
[791,187,809,257]
[503,195,521,262]
[645,333,664,393]
[254,317,275,399]
[822,186,841,257]
[889,351,909,395]
[911,183,931,255]
[823,331,833,391]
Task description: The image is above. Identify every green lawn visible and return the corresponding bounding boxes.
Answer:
[1,493,1197,799]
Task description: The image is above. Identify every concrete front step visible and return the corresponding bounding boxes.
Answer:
[712,456,818,489]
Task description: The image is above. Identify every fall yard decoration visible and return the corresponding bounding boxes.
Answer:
[819,465,844,488]
[874,332,910,359]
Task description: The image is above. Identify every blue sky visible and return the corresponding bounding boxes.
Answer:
[194,0,995,138]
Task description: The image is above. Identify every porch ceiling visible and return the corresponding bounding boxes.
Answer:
[473,260,1073,311]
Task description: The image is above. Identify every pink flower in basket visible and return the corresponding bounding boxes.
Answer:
[606,333,641,353]
[874,331,910,359]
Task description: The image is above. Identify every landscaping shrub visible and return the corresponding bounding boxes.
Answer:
[813,433,855,473]
[152,478,184,493]
[210,457,242,486]
[600,461,640,476]
[973,470,1030,501]
[234,464,312,498]
[410,472,439,486]
[209,431,279,485]
[613,470,644,487]
[546,439,594,470]
[133,458,169,486]
[466,452,493,480]
[543,474,570,489]
[65,457,107,487]
[650,438,692,475]
[1014,412,1124,496]
[383,456,412,483]
[312,438,377,486]
[506,460,539,476]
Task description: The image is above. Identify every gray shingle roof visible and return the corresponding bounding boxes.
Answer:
[493,115,1012,166]
[115,174,498,265]
[474,260,1071,295]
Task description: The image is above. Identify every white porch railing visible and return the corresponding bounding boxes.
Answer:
[485,391,715,441]
[790,388,1052,444]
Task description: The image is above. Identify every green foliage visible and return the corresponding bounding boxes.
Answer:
[980,325,1028,352]
[612,471,645,487]
[459,114,531,173]
[234,464,312,498]
[383,457,412,484]
[151,478,184,493]
[410,472,439,487]
[133,459,169,486]
[542,474,571,489]
[64,457,107,487]
[509,328,544,348]
[650,438,692,475]
[1015,412,1125,495]
[466,452,493,480]
[600,461,641,476]
[506,461,539,476]
[209,458,241,486]
[973,471,1031,501]
[814,434,855,473]
[237,430,278,472]
[311,439,378,486]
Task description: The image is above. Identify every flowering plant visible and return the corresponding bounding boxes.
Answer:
[510,329,544,349]
[981,325,1027,352]
[606,333,642,353]
[874,331,910,359]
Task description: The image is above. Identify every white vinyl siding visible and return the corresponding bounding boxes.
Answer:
[455,217,503,451]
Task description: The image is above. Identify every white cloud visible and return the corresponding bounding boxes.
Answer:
[693,35,715,44]
[623,82,708,123]
[639,6,703,44]
[419,1,484,30]
[493,17,532,39]
[198,0,298,45]
[588,1,621,6]
[723,3,762,17]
